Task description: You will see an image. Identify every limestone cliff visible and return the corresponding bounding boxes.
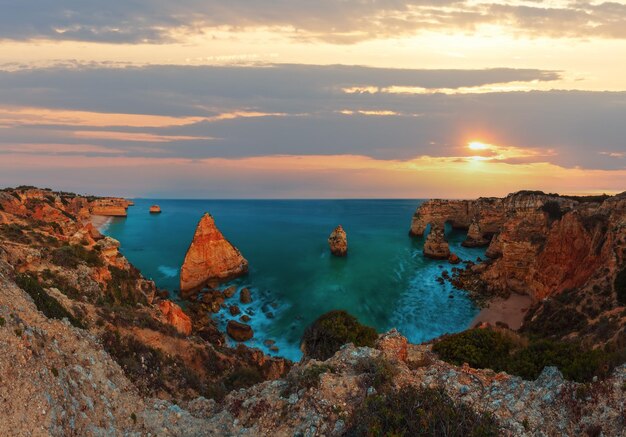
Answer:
[412,190,626,346]
[0,187,288,423]
[180,213,249,293]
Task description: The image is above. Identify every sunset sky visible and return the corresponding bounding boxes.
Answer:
[1,1,625,198]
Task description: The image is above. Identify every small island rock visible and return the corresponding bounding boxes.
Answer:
[149,205,162,214]
[328,225,348,257]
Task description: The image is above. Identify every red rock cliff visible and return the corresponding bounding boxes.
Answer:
[411,191,626,302]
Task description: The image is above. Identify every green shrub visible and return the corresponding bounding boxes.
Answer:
[282,364,333,396]
[345,386,499,437]
[51,244,103,268]
[224,367,264,391]
[0,223,30,244]
[105,266,146,306]
[354,356,398,390]
[432,329,518,370]
[15,273,84,328]
[0,316,4,327]
[433,328,623,383]
[101,330,213,399]
[616,268,626,305]
[301,310,378,360]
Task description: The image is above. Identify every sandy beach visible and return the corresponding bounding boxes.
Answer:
[472,293,533,330]
[90,215,112,231]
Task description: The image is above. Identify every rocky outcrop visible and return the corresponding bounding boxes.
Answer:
[328,225,348,257]
[462,219,490,247]
[180,214,248,293]
[149,205,162,214]
[158,300,192,335]
[423,223,450,259]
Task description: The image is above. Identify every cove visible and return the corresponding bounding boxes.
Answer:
[104,199,486,360]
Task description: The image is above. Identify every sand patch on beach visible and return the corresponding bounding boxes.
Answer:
[472,293,533,330]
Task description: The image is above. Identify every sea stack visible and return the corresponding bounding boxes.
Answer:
[180,213,248,294]
[423,223,450,260]
[328,225,348,257]
[149,205,162,214]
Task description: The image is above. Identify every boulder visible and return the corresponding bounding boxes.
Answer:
[229,305,241,316]
[158,300,192,336]
[328,225,348,257]
[226,320,254,342]
[448,253,461,264]
[180,214,249,294]
[240,288,252,304]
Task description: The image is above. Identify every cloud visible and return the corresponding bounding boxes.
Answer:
[0,64,623,172]
[0,1,625,44]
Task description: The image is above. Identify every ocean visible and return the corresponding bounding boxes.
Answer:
[104,199,485,360]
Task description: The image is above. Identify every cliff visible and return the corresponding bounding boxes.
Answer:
[411,191,626,346]
[0,186,288,434]
[180,213,249,293]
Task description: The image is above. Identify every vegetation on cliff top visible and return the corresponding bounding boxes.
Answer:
[51,244,103,269]
[300,310,378,360]
[433,328,623,383]
[346,385,499,437]
[15,273,84,328]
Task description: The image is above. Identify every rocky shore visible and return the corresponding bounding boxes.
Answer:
[411,190,626,347]
[1,186,625,436]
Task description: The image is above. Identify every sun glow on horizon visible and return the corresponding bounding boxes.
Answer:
[468,141,491,151]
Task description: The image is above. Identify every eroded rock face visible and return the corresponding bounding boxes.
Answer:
[158,300,192,335]
[411,191,623,300]
[328,225,348,257]
[90,198,131,217]
[180,213,248,293]
[423,224,450,259]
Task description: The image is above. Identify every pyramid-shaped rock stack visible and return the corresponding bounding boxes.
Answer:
[180,213,248,293]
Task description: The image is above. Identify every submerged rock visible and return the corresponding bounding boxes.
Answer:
[180,213,248,294]
[227,320,254,342]
[240,287,252,304]
[328,225,348,257]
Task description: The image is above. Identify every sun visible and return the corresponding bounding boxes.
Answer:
[468,141,490,151]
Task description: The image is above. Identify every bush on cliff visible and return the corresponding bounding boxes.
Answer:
[51,244,103,268]
[433,328,622,383]
[300,310,378,360]
[345,386,499,437]
[616,268,626,305]
[15,273,84,328]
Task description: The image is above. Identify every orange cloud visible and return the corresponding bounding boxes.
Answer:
[1,152,624,198]
[72,131,215,142]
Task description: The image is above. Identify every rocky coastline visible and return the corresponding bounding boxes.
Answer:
[0,186,624,436]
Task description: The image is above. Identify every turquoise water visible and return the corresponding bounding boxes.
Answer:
[104,199,485,360]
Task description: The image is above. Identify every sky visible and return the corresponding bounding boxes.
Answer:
[0,0,625,198]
